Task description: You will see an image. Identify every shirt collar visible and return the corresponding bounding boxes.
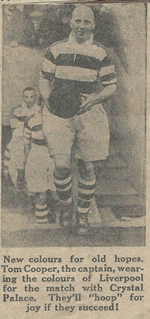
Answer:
[68,32,94,46]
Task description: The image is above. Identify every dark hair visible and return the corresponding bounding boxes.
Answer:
[23,87,35,94]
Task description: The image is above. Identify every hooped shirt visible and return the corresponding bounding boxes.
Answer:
[10,102,41,131]
[40,33,117,119]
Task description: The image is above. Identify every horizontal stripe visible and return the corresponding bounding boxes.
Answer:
[102,78,117,86]
[78,199,91,208]
[99,65,115,77]
[56,53,101,70]
[24,131,31,136]
[100,73,116,83]
[32,138,46,146]
[35,204,47,210]
[35,206,48,212]
[32,132,44,140]
[55,66,98,82]
[77,207,89,214]
[32,124,42,132]
[53,78,96,95]
[78,183,96,190]
[14,116,27,122]
[103,83,117,88]
[51,42,107,62]
[56,184,72,192]
[100,55,112,67]
[12,106,22,115]
[78,188,96,195]
[13,109,28,120]
[79,178,96,186]
[57,187,72,195]
[78,192,94,201]
[42,58,56,74]
[54,175,71,185]
[40,69,54,81]
[35,210,49,217]
[28,120,42,130]
[45,48,56,64]
[32,130,44,139]
[54,179,72,190]
[24,123,31,130]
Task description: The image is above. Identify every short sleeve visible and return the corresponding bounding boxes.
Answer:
[40,47,56,81]
[99,54,117,87]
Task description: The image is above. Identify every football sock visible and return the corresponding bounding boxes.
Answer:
[35,203,49,223]
[54,173,72,206]
[77,177,96,215]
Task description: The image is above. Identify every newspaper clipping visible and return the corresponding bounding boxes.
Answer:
[0,1,149,318]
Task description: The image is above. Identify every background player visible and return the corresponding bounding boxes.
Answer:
[4,87,38,190]
[25,105,57,223]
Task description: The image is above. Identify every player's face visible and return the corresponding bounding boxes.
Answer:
[23,90,36,108]
[70,9,95,43]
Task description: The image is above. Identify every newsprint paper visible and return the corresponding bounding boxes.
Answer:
[0,1,150,318]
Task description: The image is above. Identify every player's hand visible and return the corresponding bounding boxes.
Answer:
[78,94,97,115]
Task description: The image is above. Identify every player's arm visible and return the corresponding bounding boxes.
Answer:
[39,48,56,104]
[79,54,117,114]
[10,106,26,130]
[80,84,116,109]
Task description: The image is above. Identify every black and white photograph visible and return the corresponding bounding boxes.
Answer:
[1,2,146,247]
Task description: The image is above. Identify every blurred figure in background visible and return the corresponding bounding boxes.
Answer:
[4,87,39,190]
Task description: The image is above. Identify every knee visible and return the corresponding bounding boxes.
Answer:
[54,155,71,179]
[78,160,95,180]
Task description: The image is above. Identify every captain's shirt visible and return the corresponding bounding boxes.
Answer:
[40,33,117,119]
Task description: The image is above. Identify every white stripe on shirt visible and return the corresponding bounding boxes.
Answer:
[102,78,117,86]
[42,58,56,74]
[32,131,44,140]
[99,65,115,77]
[51,42,107,62]
[55,65,98,82]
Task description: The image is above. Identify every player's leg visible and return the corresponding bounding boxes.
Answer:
[3,144,11,180]
[42,107,74,227]
[35,191,49,223]
[53,155,73,227]
[4,139,27,205]
[76,159,96,235]
[75,104,110,235]
[11,128,31,192]
[11,136,26,191]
